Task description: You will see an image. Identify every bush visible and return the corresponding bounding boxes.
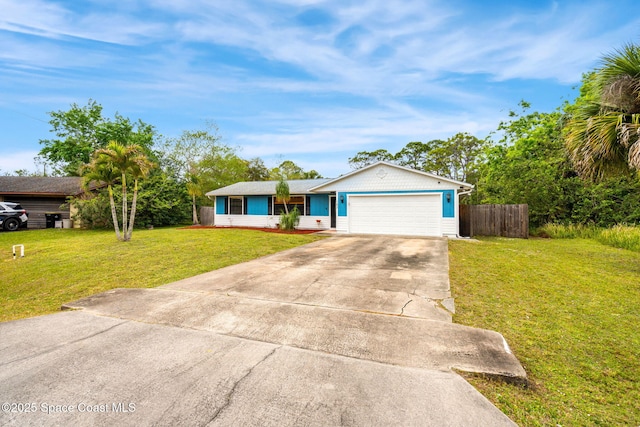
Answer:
[68,172,192,229]
[570,176,640,227]
[67,192,112,229]
[133,172,191,227]
[279,206,300,230]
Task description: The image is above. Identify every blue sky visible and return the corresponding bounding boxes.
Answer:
[1,0,638,178]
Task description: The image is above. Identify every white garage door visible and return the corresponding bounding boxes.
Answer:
[348,194,442,236]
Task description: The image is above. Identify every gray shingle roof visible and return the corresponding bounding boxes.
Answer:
[0,177,86,196]
[205,179,332,197]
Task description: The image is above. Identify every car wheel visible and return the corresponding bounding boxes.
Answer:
[3,218,20,231]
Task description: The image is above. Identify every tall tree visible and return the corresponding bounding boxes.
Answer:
[348,149,394,169]
[477,106,580,226]
[429,133,488,182]
[348,136,486,184]
[565,43,640,180]
[268,160,322,180]
[39,100,156,176]
[124,146,155,239]
[82,142,155,241]
[246,157,270,181]
[162,126,248,224]
[81,148,122,239]
[185,176,203,225]
[394,141,432,169]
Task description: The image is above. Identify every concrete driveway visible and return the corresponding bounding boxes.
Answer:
[0,235,524,426]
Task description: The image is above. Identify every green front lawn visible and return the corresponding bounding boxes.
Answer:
[449,237,640,426]
[0,227,323,322]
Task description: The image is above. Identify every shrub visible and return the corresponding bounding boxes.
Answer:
[570,176,640,227]
[279,206,300,230]
[68,192,112,229]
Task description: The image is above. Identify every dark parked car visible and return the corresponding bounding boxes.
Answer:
[0,201,29,231]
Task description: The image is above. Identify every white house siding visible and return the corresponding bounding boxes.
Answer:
[214,214,330,230]
[442,218,458,237]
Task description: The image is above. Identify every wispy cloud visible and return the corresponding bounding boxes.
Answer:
[0,0,638,175]
[0,0,166,45]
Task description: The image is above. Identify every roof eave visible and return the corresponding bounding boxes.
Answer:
[0,192,71,197]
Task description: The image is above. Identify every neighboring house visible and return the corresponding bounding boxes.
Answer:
[0,177,87,229]
[206,161,473,237]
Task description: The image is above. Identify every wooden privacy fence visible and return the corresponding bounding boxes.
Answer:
[459,204,529,238]
[200,207,215,226]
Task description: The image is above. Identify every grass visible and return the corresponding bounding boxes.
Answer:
[538,223,640,252]
[536,223,600,239]
[0,227,324,322]
[449,237,640,426]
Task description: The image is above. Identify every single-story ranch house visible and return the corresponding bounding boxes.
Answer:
[0,176,91,229]
[206,161,473,237]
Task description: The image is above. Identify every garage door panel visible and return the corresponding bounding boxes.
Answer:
[348,194,442,237]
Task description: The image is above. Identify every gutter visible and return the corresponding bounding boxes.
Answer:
[455,187,474,238]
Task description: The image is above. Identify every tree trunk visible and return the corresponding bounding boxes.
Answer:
[121,173,129,241]
[192,194,199,225]
[126,179,139,240]
[107,185,122,241]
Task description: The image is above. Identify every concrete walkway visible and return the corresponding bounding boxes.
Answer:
[0,235,524,426]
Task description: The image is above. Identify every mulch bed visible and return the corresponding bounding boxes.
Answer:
[180,225,321,234]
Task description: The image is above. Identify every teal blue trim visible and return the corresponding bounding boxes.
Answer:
[442,190,455,218]
[338,190,455,218]
[215,196,227,214]
[309,194,329,216]
[338,192,347,216]
[246,196,269,215]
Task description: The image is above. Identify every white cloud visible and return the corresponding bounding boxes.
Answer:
[0,151,41,175]
[0,0,166,45]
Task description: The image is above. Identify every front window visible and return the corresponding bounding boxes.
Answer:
[273,195,306,215]
[229,197,243,215]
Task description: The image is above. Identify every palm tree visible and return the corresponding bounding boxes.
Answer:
[83,141,154,241]
[186,174,203,225]
[275,177,300,230]
[124,147,154,240]
[565,43,640,180]
[275,177,290,215]
[81,152,122,240]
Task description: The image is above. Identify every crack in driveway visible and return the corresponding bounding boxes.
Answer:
[399,297,413,316]
[205,345,281,424]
